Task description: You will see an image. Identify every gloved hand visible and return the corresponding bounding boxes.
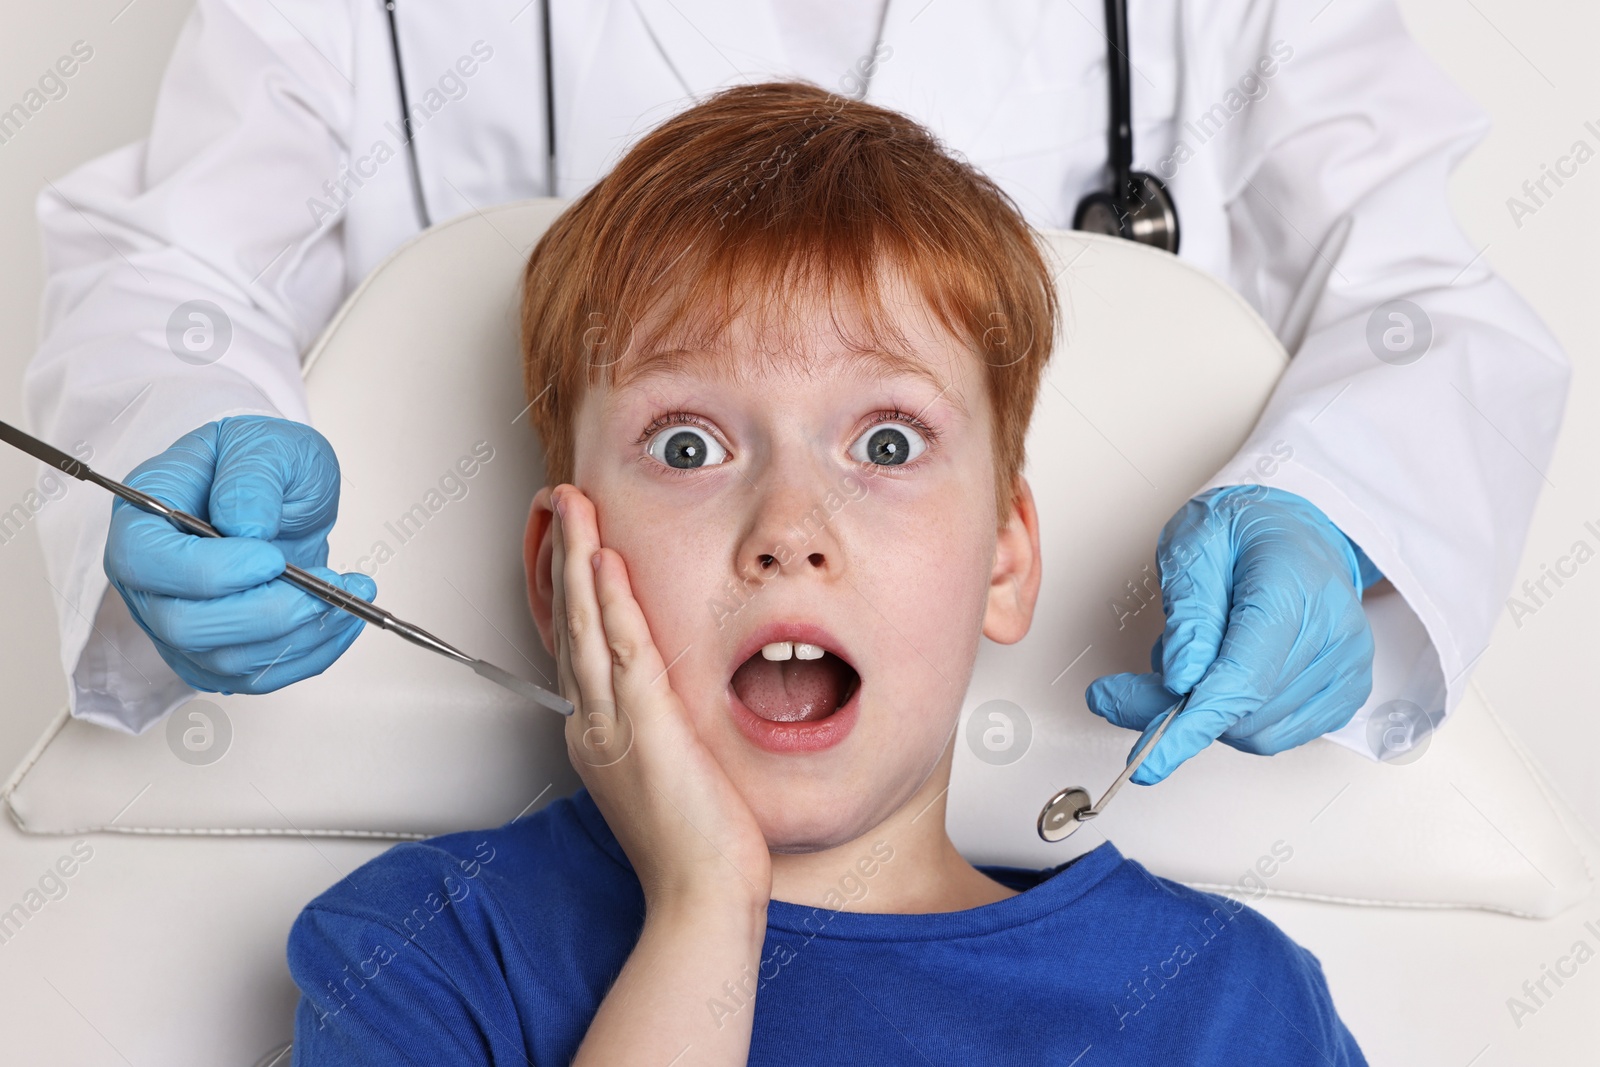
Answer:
[1086,484,1380,785]
[103,415,377,696]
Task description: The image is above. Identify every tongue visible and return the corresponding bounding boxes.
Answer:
[731,653,853,723]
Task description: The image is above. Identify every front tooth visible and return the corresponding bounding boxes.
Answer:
[794,643,824,660]
[761,642,794,661]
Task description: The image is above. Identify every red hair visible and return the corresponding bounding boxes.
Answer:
[520,80,1059,521]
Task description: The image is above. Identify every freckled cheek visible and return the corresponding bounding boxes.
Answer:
[614,544,702,620]
[846,512,992,664]
[597,520,728,686]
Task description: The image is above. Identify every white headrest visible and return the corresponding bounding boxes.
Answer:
[6,200,1591,917]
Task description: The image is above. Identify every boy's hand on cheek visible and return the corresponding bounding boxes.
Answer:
[551,485,772,913]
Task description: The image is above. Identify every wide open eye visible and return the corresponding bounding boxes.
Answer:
[645,425,728,470]
[848,421,928,467]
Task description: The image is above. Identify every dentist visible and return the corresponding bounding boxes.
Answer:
[23,0,1568,783]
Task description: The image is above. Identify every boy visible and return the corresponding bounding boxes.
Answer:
[287,80,1366,1065]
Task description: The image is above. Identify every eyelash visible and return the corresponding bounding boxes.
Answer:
[635,408,942,475]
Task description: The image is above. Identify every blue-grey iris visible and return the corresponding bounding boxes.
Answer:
[664,430,707,468]
[865,426,910,465]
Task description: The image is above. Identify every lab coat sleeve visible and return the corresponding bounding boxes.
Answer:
[1183,0,1570,756]
[21,0,359,734]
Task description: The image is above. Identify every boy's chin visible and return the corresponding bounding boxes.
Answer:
[762,822,870,856]
[744,784,901,856]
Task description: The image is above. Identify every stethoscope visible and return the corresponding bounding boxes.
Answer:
[1071,0,1181,252]
[383,0,1179,253]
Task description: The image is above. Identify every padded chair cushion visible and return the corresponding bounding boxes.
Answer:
[5,200,1591,919]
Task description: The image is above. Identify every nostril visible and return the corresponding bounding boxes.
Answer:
[807,553,824,567]
[759,554,777,569]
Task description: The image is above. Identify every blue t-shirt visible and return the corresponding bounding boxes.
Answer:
[287,789,1365,1065]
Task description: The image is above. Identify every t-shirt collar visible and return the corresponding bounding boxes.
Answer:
[567,786,1124,940]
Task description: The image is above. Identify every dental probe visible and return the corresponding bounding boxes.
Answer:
[0,418,573,718]
[1036,691,1190,842]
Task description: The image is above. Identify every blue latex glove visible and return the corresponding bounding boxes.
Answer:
[104,415,377,696]
[1087,484,1380,785]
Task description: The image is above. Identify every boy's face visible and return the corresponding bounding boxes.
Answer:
[527,271,1041,853]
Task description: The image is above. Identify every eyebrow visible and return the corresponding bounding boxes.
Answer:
[614,345,972,417]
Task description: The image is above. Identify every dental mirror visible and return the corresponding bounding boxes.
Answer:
[1037,691,1191,842]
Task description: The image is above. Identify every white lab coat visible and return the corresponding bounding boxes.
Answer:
[23,0,1569,751]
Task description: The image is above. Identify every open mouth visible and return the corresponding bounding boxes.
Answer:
[730,643,861,723]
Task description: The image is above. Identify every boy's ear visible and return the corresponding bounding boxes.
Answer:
[525,485,558,657]
[982,474,1042,645]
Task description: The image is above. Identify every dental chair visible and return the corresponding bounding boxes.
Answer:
[2,199,1595,1065]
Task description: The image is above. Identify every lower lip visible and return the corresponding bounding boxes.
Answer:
[727,678,861,754]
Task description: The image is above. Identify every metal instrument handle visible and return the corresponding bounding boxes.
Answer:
[1079,690,1189,821]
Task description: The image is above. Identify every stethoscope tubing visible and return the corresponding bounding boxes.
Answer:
[382,0,1171,243]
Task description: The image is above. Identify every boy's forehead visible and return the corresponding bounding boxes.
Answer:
[598,262,988,411]
[612,336,971,403]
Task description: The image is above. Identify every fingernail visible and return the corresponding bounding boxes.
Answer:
[591,550,602,572]
[555,490,567,519]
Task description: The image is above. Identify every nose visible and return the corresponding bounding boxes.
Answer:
[734,480,846,584]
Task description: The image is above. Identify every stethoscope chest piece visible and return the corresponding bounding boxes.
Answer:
[1073,171,1180,253]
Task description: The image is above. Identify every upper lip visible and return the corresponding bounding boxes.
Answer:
[729,620,857,680]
